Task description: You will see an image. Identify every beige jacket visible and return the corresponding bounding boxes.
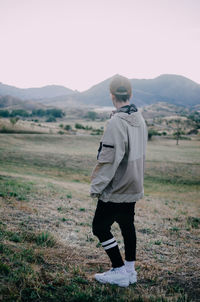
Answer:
[90,105,147,203]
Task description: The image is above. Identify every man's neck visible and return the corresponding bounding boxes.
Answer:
[114,101,130,109]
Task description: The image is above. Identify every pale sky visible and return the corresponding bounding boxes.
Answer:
[0,0,200,91]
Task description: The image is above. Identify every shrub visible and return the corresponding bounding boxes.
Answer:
[85,125,93,130]
[10,117,19,127]
[85,111,98,121]
[75,123,85,129]
[67,192,72,198]
[148,129,160,140]
[46,108,65,118]
[0,110,9,117]
[0,126,9,133]
[64,124,72,131]
[46,116,56,122]
[90,128,103,135]
[173,131,185,136]
[32,109,46,117]
[32,108,65,118]
[188,111,200,127]
[10,109,29,117]
[187,128,198,135]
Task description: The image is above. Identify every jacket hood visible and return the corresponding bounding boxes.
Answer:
[113,104,142,127]
[117,104,138,114]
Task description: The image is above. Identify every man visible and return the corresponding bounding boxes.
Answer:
[90,75,147,287]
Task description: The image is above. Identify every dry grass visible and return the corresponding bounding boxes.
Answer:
[0,115,106,135]
[0,134,199,301]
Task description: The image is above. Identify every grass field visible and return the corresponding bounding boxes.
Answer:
[0,133,199,301]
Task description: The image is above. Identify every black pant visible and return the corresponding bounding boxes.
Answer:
[92,200,136,268]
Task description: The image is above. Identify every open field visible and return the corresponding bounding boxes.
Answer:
[0,133,200,301]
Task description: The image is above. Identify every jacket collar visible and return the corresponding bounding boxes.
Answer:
[117,104,138,114]
[111,104,138,117]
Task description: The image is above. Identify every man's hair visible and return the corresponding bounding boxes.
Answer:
[110,75,132,102]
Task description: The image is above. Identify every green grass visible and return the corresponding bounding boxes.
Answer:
[0,134,199,301]
[0,135,199,190]
[0,229,189,302]
[0,175,35,201]
[0,223,56,248]
[0,134,97,182]
[0,128,44,134]
[186,216,200,229]
[0,175,71,203]
[36,232,56,247]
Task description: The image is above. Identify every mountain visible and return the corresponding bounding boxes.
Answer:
[0,74,200,108]
[75,74,200,107]
[0,83,74,100]
[130,74,200,107]
[0,95,46,110]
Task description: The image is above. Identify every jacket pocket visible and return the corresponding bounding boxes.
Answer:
[98,144,115,163]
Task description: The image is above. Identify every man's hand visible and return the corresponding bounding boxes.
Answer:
[90,193,101,199]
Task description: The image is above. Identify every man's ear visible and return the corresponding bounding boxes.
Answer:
[111,94,116,102]
[110,94,116,107]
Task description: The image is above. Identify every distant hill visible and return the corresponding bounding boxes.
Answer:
[0,83,74,100]
[0,95,22,108]
[130,75,200,107]
[0,74,200,108]
[0,95,46,111]
[141,101,191,120]
[75,74,200,107]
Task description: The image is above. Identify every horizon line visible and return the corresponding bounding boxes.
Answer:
[0,73,199,92]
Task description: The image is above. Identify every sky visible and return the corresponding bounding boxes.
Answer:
[0,0,200,91]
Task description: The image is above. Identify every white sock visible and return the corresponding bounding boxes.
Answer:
[114,265,127,274]
[125,260,135,272]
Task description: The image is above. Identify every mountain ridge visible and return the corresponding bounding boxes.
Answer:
[0,83,74,100]
[0,74,200,108]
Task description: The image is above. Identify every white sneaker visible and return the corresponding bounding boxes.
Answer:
[127,270,137,284]
[95,267,130,287]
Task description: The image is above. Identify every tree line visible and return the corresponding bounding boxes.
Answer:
[0,108,65,118]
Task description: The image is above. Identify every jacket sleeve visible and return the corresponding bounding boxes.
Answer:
[90,117,127,197]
